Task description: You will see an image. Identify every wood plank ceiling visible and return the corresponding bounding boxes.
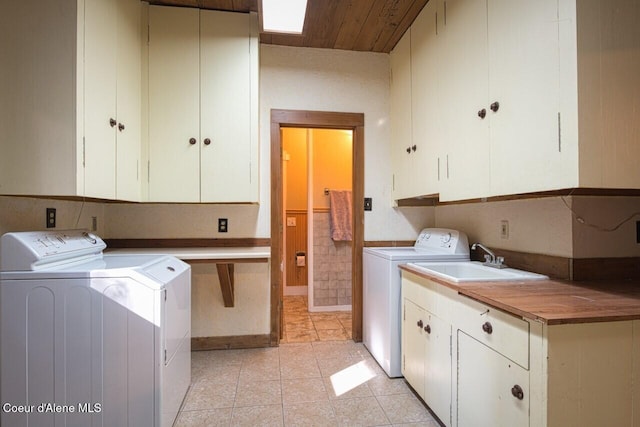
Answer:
[146,0,429,53]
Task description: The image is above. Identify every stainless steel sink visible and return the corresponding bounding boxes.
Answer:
[408,261,548,282]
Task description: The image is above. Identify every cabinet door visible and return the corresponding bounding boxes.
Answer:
[457,331,529,427]
[84,0,118,199]
[115,0,142,201]
[423,312,451,426]
[439,0,490,201]
[200,10,257,202]
[148,6,200,202]
[410,0,443,198]
[488,0,562,196]
[402,299,425,398]
[390,29,413,200]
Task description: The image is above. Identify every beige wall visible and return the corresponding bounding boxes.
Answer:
[434,195,640,259]
[571,196,640,258]
[435,197,573,258]
[0,196,104,237]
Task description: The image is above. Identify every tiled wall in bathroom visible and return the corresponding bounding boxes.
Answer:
[313,212,352,307]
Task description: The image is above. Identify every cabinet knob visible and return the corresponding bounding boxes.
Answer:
[417,319,424,328]
[204,138,211,145]
[511,384,524,400]
[424,324,431,334]
[189,138,197,145]
[490,101,500,113]
[118,123,125,132]
[109,118,117,127]
[406,147,411,154]
[411,145,417,152]
[478,109,487,119]
[482,321,493,334]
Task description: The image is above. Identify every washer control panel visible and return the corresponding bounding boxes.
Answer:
[414,228,469,255]
[0,229,106,271]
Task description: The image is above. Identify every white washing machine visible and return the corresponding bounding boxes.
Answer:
[363,228,469,377]
[0,230,191,427]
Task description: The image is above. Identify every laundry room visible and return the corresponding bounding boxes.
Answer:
[2,0,640,426]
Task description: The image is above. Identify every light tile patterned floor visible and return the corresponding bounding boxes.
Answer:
[175,341,441,426]
[281,296,353,343]
[175,297,440,426]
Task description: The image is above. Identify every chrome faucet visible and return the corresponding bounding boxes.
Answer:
[471,243,507,269]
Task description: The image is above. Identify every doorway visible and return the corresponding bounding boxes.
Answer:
[270,110,365,345]
[281,128,353,341]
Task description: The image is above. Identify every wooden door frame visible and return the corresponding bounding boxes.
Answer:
[270,109,365,345]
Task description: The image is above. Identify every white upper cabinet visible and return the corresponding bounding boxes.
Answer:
[438,0,491,201]
[390,29,414,201]
[487,0,562,197]
[147,6,259,203]
[85,0,142,201]
[410,0,444,198]
[0,0,142,201]
[390,0,640,202]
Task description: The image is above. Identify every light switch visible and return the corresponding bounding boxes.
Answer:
[287,217,297,227]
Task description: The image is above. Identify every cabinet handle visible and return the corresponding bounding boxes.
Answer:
[478,108,487,119]
[109,118,117,127]
[482,321,493,334]
[189,138,197,145]
[417,319,424,328]
[490,101,500,113]
[511,384,524,400]
[204,138,211,146]
[424,324,431,334]
[411,145,417,152]
[406,147,411,154]
[118,123,125,132]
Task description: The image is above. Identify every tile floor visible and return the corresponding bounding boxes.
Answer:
[174,296,441,426]
[281,296,352,343]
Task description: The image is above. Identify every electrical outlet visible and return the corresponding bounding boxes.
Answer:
[91,216,98,232]
[500,220,509,239]
[218,218,228,233]
[46,208,56,228]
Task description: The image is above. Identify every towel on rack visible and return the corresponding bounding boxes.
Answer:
[329,190,352,241]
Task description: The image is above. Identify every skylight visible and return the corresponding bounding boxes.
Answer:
[261,0,308,34]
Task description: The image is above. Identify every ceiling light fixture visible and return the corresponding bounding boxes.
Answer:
[260,0,308,35]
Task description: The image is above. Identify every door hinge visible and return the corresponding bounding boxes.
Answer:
[392,173,395,191]
[147,24,150,45]
[82,137,86,167]
[147,160,150,183]
[403,305,406,321]
[164,289,167,301]
[449,334,452,356]
[164,349,167,363]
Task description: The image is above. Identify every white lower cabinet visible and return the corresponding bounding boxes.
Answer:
[402,275,453,426]
[457,331,529,427]
[401,270,640,427]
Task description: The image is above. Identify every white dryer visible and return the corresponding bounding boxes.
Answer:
[363,228,469,377]
[0,230,191,427]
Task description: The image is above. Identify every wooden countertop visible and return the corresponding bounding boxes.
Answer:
[400,264,640,325]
